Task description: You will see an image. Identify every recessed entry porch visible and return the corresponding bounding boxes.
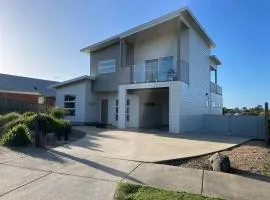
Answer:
[129,88,169,131]
[118,81,181,133]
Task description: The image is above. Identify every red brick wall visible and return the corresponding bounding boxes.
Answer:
[0,92,38,104]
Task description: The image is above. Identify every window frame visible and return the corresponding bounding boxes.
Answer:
[115,99,118,121]
[205,100,209,107]
[126,99,130,122]
[64,95,76,116]
[115,99,130,122]
[212,101,216,108]
[98,59,116,74]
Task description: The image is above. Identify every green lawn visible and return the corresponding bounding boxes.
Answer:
[114,183,222,200]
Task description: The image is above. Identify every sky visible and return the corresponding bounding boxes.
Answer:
[0,0,269,108]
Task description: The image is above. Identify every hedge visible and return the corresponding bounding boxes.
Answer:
[1,124,31,147]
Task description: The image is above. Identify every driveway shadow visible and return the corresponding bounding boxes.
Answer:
[49,149,143,183]
[4,127,143,184]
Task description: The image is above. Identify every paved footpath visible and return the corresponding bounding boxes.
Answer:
[1,146,270,200]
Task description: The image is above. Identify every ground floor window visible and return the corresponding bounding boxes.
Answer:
[64,95,76,116]
[115,99,130,122]
[126,99,130,121]
[115,99,118,121]
[205,100,209,107]
[212,101,216,108]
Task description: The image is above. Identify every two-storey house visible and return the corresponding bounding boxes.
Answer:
[52,7,223,133]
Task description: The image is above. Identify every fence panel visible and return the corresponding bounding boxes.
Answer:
[203,114,265,139]
[0,99,53,114]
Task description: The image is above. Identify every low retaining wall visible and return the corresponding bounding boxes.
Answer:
[203,115,265,139]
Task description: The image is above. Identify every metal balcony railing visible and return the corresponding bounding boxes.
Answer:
[210,81,222,95]
[130,59,189,84]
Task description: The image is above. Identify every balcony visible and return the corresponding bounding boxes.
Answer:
[130,59,189,84]
[210,81,222,95]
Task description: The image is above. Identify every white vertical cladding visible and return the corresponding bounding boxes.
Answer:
[126,94,139,128]
[118,85,126,129]
[55,81,87,123]
[178,28,211,133]
[169,82,181,133]
[133,26,177,65]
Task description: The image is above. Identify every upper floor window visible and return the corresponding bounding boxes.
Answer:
[98,59,116,74]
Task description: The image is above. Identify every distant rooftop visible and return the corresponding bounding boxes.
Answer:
[0,73,59,96]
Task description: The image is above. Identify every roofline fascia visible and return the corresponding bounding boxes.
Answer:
[50,75,95,89]
[80,7,216,53]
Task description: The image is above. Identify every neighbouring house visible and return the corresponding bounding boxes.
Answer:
[0,73,58,105]
[52,7,223,133]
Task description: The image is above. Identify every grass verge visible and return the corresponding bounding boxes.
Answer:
[114,183,222,200]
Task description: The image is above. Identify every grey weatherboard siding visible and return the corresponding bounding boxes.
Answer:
[90,42,133,92]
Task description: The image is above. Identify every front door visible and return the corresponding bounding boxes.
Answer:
[101,99,108,123]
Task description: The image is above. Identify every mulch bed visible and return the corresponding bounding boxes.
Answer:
[163,140,270,177]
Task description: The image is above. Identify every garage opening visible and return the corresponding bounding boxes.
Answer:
[129,87,169,131]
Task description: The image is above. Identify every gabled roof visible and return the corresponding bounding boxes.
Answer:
[50,75,95,89]
[81,7,215,53]
[0,73,59,96]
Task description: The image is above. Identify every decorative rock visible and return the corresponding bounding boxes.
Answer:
[209,153,231,172]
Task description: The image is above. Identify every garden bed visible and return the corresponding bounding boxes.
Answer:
[163,140,270,177]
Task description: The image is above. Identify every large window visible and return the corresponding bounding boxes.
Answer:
[159,56,174,81]
[98,59,116,74]
[145,59,158,82]
[64,95,76,116]
[145,56,174,82]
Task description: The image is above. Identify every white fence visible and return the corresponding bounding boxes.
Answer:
[203,115,265,139]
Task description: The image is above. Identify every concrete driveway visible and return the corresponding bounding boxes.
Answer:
[53,126,250,162]
[0,128,264,200]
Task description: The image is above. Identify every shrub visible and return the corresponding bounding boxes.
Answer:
[0,112,22,125]
[1,112,72,142]
[50,118,71,140]
[2,114,37,134]
[2,124,31,147]
[49,107,66,119]
[23,111,36,117]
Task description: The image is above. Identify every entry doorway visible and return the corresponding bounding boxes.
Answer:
[101,99,108,123]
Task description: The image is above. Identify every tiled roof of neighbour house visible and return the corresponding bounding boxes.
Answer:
[0,73,59,97]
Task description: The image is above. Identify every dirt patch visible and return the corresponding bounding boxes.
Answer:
[164,140,270,177]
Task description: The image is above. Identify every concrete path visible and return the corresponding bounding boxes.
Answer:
[123,163,270,200]
[53,126,250,162]
[0,147,135,200]
[1,146,270,200]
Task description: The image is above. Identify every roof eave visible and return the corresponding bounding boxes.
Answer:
[80,7,216,53]
[210,55,222,65]
[50,75,95,89]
